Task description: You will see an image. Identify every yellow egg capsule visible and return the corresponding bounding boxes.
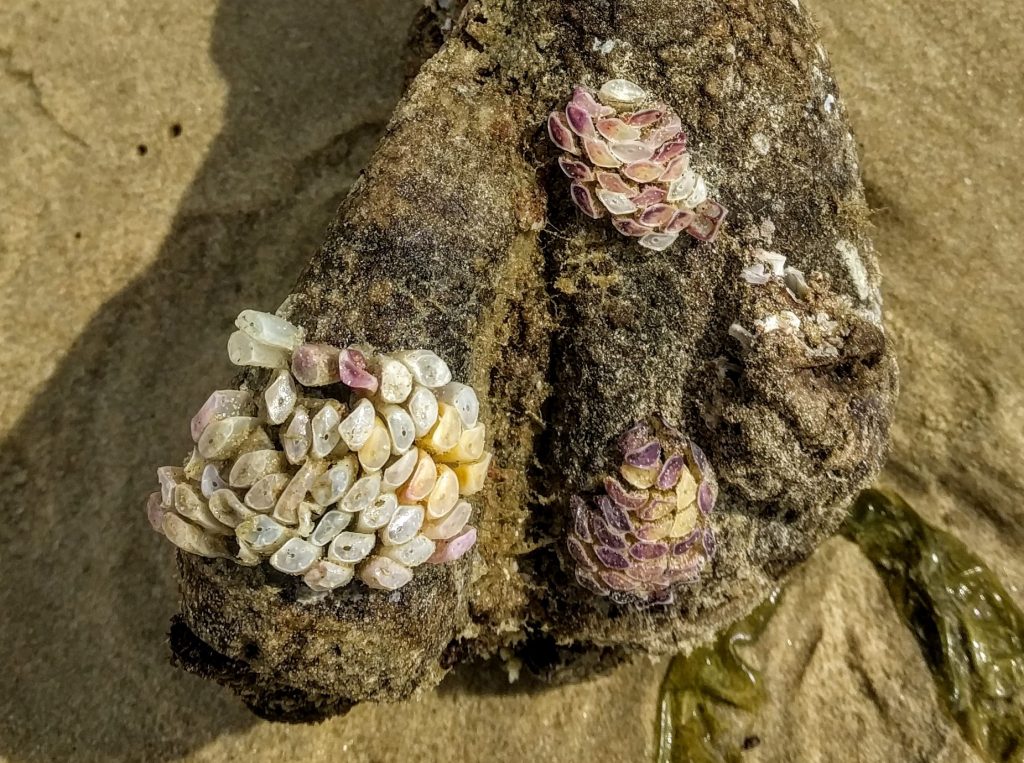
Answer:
[400,451,437,503]
[453,452,492,496]
[436,423,486,464]
[426,465,461,518]
[419,402,463,454]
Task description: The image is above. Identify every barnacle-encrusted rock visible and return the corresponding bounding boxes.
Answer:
[151,310,490,595]
[566,418,717,606]
[549,80,728,249]
[154,0,898,721]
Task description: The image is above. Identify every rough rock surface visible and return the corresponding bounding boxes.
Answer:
[1,0,1020,759]
[169,0,896,717]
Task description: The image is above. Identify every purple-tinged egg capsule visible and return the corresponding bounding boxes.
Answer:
[673,530,700,556]
[624,108,663,127]
[597,495,633,533]
[624,440,662,468]
[689,441,711,476]
[583,137,622,168]
[629,186,668,208]
[651,139,687,163]
[570,495,593,542]
[565,103,597,138]
[547,112,579,155]
[591,516,627,550]
[686,213,725,243]
[339,347,379,395]
[570,182,603,219]
[612,218,654,238]
[567,536,596,568]
[697,481,717,515]
[594,546,631,570]
[558,156,594,181]
[701,528,717,559]
[603,476,648,511]
[639,204,677,229]
[665,209,697,234]
[630,541,669,561]
[622,160,666,183]
[600,570,639,592]
[572,87,612,117]
[656,455,685,489]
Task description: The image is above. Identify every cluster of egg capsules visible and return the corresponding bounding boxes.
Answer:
[147,310,490,593]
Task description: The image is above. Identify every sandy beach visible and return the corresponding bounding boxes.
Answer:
[1,0,1021,760]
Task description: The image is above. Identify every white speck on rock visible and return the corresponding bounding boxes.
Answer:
[752,133,771,155]
[824,94,837,114]
[592,38,616,55]
[836,239,871,304]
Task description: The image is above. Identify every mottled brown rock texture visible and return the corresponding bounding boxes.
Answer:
[171,0,897,719]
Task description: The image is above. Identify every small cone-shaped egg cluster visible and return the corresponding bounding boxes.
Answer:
[565,417,718,606]
[147,310,490,593]
[547,79,728,250]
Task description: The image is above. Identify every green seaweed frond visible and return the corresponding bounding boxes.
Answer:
[843,489,1024,763]
[655,590,780,763]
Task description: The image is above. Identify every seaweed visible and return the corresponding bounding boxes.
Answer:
[842,489,1024,763]
[655,590,780,763]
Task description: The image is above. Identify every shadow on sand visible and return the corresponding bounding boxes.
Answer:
[0,1,418,759]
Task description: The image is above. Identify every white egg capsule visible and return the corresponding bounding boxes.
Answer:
[309,400,344,458]
[303,560,354,591]
[234,310,305,351]
[375,354,414,403]
[327,532,376,564]
[358,417,392,471]
[380,534,436,568]
[270,538,321,575]
[340,473,382,513]
[339,398,376,450]
[355,492,398,532]
[435,382,479,428]
[380,504,424,546]
[405,385,439,438]
[229,449,287,488]
[310,510,353,546]
[227,331,290,369]
[382,448,419,490]
[359,557,413,590]
[381,404,416,455]
[280,406,311,465]
[263,369,297,425]
[394,350,452,388]
[311,455,359,506]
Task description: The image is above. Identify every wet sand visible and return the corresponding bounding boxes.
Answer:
[0,0,1020,760]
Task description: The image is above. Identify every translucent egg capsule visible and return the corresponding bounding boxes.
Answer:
[355,492,398,532]
[303,560,354,591]
[291,343,341,387]
[339,473,382,513]
[182,448,207,481]
[427,526,477,564]
[422,499,472,540]
[327,531,375,564]
[208,489,254,528]
[375,354,413,403]
[339,347,379,395]
[190,390,253,442]
[146,492,166,533]
[339,398,376,450]
[157,466,184,507]
[399,451,436,503]
[273,458,325,525]
[360,557,413,591]
[380,504,424,546]
[406,385,439,437]
[309,400,344,458]
[311,455,359,506]
[381,404,415,455]
[270,538,321,575]
[280,406,311,465]
[236,514,291,554]
[235,310,304,351]
[173,483,232,535]
[227,331,290,369]
[200,463,228,498]
[310,510,353,546]
[197,416,261,460]
[598,78,647,104]
[435,382,479,428]
[393,350,452,388]
[382,448,419,490]
[426,464,460,519]
[263,370,297,425]
[163,513,228,558]
[244,472,291,512]
[420,402,462,454]
[358,417,391,472]
[380,534,435,568]
[229,449,287,488]
[453,452,492,496]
